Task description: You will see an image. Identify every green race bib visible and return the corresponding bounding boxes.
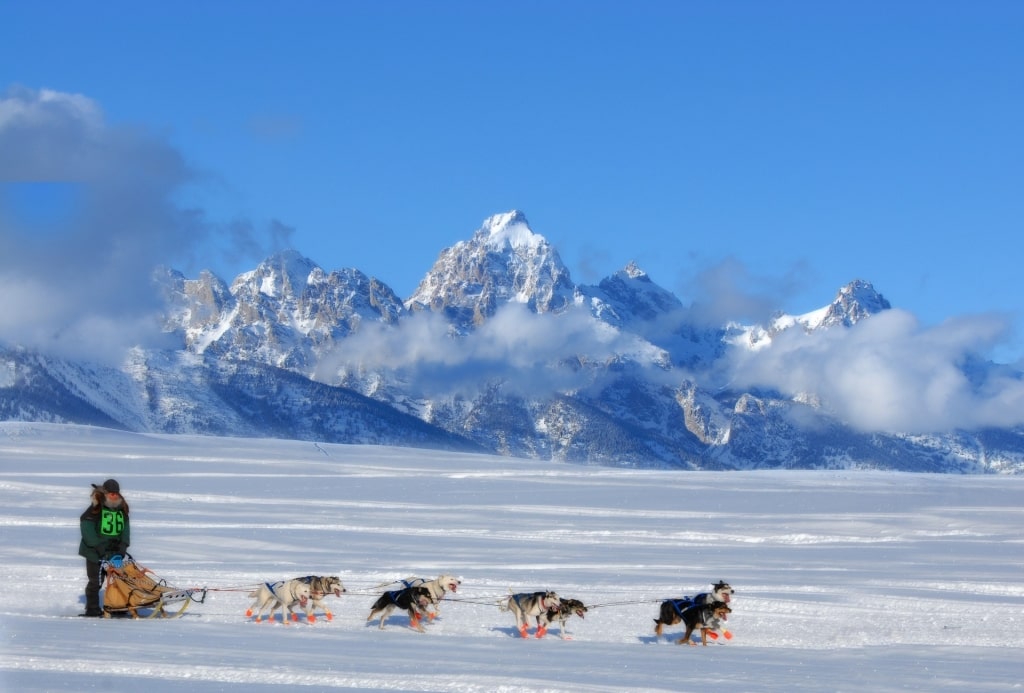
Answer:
[100,508,124,537]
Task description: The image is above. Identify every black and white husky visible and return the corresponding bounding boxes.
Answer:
[398,574,462,624]
[366,586,433,632]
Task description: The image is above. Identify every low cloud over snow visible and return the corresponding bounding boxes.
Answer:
[726,308,1024,433]
[318,303,665,396]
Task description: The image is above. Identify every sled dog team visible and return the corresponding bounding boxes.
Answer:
[246,574,735,645]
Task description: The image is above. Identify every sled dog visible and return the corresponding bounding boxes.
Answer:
[246,579,311,624]
[500,591,561,639]
[654,581,734,637]
[287,575,347,622]
[671,601,732,646]
[366,586,433,632]
[543,597,588,640]
[400,574,461,624]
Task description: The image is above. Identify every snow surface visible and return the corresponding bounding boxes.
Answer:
[1,422,1022,692]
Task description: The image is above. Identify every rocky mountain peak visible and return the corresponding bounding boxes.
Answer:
[819,279,891,328]
[406,211,575,326]
[586,262,682,326]
[623,261,647,280]
[231,248,318,300]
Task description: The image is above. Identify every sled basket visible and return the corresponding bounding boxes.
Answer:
[102,557,207,619]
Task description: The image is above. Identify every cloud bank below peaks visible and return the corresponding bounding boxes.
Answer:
[318,303,668,397]
[725,308,1024,433]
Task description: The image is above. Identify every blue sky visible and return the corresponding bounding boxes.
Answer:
[2,1,1022,362]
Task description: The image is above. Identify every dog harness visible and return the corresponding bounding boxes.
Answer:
[512,593,550,612]
[668,598,694,618]
[296,576,324,598]
[265,581,285,600]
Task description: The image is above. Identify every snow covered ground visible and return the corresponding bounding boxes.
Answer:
[1,422,1022,692]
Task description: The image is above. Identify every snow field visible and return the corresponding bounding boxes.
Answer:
[1,423,1022,692]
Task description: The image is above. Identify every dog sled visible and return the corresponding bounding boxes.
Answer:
[102,555,208,619]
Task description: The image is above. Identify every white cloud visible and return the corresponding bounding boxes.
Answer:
[0,86,286,362]
[726,308,1024,432]
[318,303,663,396]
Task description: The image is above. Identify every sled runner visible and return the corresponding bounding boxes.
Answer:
[101,555,207,619]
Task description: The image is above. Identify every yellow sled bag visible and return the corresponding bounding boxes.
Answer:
[102,556,206,619]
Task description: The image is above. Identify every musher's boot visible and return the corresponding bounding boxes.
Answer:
[82,591,101,618]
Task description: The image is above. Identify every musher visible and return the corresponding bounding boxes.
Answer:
[78,479,130,616]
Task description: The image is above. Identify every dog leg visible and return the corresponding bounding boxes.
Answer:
[313,597,331,622]
[654,620,664,637]
[378,604,395,630]
[676,624,697,646]
[252,599,270,623]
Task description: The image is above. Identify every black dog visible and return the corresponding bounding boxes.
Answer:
[366,586,433,632]
[654,581,734,637]
[668,601,731,646]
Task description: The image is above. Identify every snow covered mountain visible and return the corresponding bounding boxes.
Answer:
[2,211,1022,473]
[161,251,406,371]
[406,211,576,328]
[727,279,894,351]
